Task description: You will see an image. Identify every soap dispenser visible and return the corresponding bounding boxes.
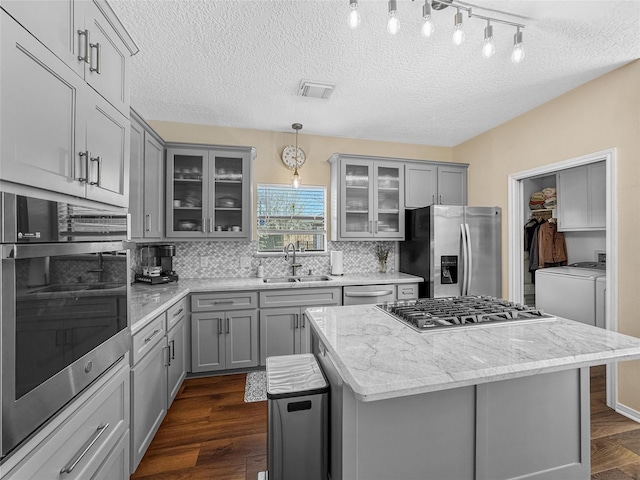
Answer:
[257,261,264,278]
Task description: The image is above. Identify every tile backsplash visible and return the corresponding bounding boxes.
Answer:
[133,241,396,279]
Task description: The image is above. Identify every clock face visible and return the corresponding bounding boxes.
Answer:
[281,145,306,170]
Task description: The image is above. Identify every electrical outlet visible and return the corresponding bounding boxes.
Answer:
[240,256,251,268]
[200,256,208,268]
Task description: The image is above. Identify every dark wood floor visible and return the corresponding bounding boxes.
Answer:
[132,366,640,479]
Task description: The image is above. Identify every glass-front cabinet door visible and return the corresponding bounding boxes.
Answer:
[374,162,404,239]
[340,159,373,238]
[167,148,208,237]
[166,145,253,239]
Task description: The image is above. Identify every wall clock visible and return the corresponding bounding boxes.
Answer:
[281,145,306,170]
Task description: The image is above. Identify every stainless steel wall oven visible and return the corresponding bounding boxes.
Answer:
[1,193,131,461]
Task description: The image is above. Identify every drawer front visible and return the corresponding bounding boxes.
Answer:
[132,313,166,365]
[397,283,419,300]
[260,288,342,309]
[191,292,258,312]
[5,361,129,480]
[166,297,187,332]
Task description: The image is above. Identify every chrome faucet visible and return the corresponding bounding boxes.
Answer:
[284,243,302,276]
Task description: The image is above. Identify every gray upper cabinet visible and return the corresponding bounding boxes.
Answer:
[130,110,164,239]
[0,3,136,207]
[1,0,137,116]
[404,161,468,208]
[557,161,606,231]
[165,144,255,239]
[328,154,405,241]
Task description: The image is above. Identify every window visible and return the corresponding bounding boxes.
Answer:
[257,184,326,252]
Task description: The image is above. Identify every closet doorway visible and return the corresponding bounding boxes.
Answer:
[507,147,617,406]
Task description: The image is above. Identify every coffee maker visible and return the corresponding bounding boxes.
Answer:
[136,244,179,284]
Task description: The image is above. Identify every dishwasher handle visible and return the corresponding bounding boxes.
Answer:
[344,290,394,297]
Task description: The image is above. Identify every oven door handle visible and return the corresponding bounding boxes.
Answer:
[2,241,133,259]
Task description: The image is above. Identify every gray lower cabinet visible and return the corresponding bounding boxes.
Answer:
[191,309,259,372]
[190,292,259,372]
[1,357,130,480]
[259,287,342,365]
[166,299,188,405]
[130,314,167,473]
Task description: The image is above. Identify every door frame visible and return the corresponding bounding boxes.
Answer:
[507,147,618,408]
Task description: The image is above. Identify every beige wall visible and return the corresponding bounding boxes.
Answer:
[148,121,455,238]
[453,59,640,411]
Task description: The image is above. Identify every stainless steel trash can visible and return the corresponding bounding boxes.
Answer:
[266,354,328,480]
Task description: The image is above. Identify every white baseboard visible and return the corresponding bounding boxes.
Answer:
[614,402,640,424]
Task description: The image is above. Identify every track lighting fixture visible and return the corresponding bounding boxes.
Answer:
[452,8,464,45]
[482,21,495,59]
[347,0,526,63]
[421,0,434,38]
[387,0,400,35]
[348,0,360,29]
[511,27,525,64]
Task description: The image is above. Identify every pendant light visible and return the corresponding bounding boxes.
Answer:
[291,123,302,189]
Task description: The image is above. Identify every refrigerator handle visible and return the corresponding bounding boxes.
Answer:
[464,223,473,295]
[460,224,469,296]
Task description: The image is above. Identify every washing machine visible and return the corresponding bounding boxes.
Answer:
[535,262,606,327]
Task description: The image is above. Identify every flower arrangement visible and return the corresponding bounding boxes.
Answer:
[376,244,391,273]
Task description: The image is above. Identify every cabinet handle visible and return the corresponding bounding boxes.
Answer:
[439,194,443,204]
[173,308,184,318]
[294,314,299,329]
[165,345,171,366]
[201,218,206,233]
[89,42,101,74]
[171,339,176,360]
[145,214,151,232]
[77,29,90,63]
[301,313,305,329]
[218,318,223,335]
[432,194,435,205]
[209,218,213,233]
[89,156,101,186]
[213,300,233,305]
[368,220,372,233]
[226,318,230,334]
[144,329,161,343]
[60,423,109,474]
[374,220,379,234]
[78,151,90,182]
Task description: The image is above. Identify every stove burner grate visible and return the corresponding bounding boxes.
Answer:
[377,296,555,332]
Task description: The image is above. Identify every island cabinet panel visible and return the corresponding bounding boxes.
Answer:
[313,332,591,480]
[475,368,590,480]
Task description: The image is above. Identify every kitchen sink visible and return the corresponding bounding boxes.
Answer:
[263,275,332,284]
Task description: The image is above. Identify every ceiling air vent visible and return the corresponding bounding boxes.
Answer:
[298,80,335,100]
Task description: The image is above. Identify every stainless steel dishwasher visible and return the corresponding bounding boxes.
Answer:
[343,284,395,305]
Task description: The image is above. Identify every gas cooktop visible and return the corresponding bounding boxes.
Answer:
[377,296,555,332]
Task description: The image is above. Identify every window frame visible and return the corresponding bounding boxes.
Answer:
[256,183,327,254]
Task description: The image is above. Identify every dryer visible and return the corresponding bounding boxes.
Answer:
[535,262,606,327]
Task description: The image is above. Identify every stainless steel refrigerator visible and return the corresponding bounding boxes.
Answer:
[399,205,501,298]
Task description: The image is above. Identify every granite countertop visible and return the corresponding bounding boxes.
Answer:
[129,272,422,333]
[306,304,640,402]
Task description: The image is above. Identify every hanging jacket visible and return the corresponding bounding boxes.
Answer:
[537,221,568,268]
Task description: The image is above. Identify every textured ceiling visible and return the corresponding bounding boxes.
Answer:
[109,0,640,147]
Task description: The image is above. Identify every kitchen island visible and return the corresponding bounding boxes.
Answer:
[306,304,640,480]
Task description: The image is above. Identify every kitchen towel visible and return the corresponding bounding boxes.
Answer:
[331,250,344,275]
